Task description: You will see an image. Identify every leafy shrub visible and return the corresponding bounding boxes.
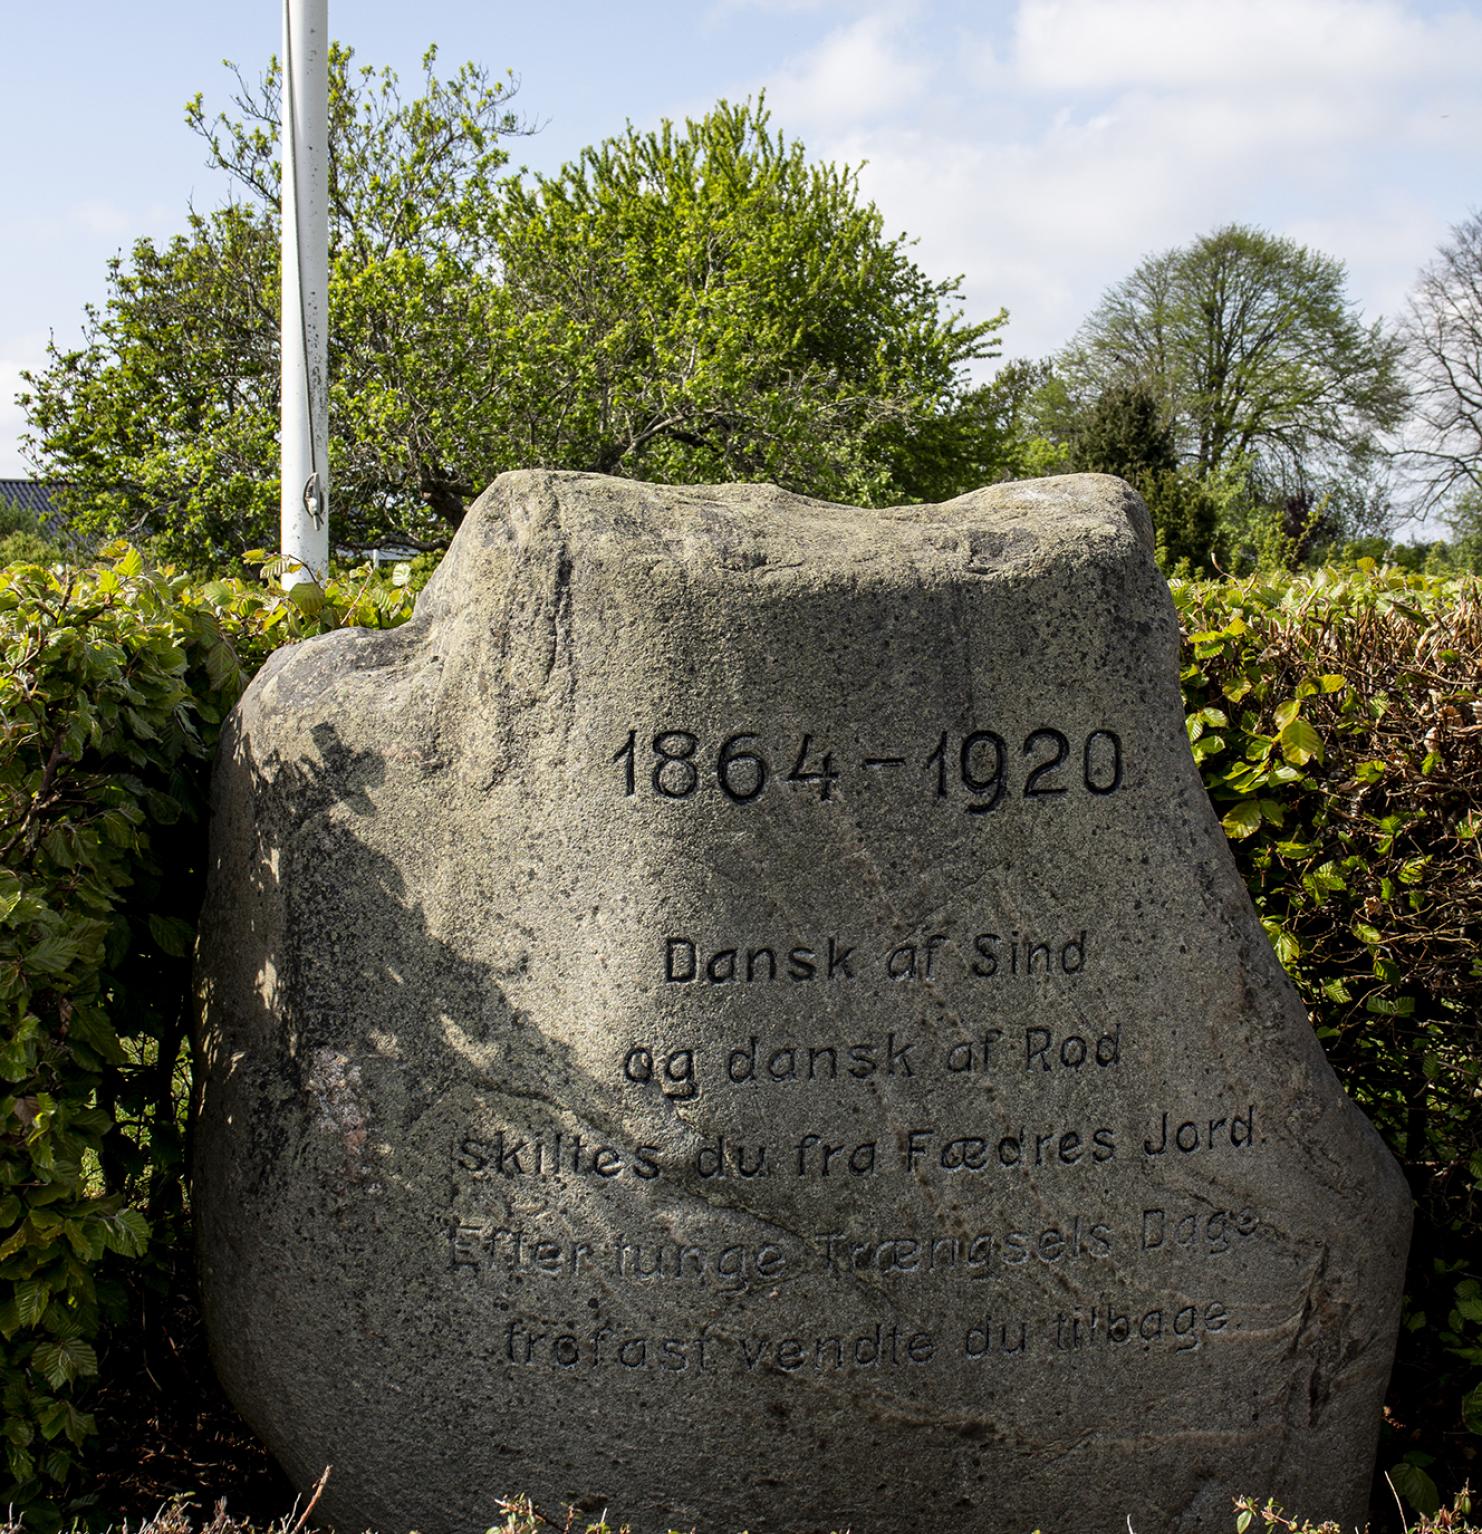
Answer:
[1175,562,1482,1509]
[3,541,1480,1524]
[0,533,61,568]
[0,549,413,1527]
[0,499,62,569]
[1233,1488,1477,1534]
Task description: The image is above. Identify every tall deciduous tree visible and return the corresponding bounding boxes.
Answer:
[22,60,1009,567]
[1054,225,1407,500]
[21,204,282,562]
[1397,210,1482,518]
[22,47,525,563]
[490,101,1007,506]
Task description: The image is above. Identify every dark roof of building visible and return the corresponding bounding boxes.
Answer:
[0,480,74,543]
[0,480,56,516]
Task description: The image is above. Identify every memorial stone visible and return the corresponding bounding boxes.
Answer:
[194,470,1411,1534]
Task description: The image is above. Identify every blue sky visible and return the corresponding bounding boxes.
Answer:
[4,0,1480,509]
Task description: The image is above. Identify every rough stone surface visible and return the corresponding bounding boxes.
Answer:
[195,470,1411,1534]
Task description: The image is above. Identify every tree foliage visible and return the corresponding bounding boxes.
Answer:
[0,499,59,568]
[1054,224,1407,505]
[1066,378,1178,483]
[191,45,527,540]
[21,205,281,568]
[1051,377,1219,571]
[21,47,527,565]
[0,548,416,1524]
[490,100,1006,505]
[1010,226,1411,568]
[1176,564,1482,1508]
[22,59,1008,567]
[1009,373,1237,572]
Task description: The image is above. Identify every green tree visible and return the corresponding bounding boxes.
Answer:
[1443,487,1482,570]
[21,47,526,565]
[21,203,281,565]
[955,357,1073,484]
[1023,371,1227,571]
[489,100,1007,505]
[1051,225,1407,548]
[1066,377,1177,483]
[23,66,1009,568]
[0,497,59,566]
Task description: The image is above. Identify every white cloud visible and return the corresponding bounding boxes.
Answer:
[767,12,931,129]
[841,129,1189,362]
[749,0,1479,371]
[1286,200,1456,320]
[1014,0,1482,91]
[0,346,46,479]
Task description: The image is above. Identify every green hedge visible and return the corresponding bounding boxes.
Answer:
[0,548,1478,1524]
[1173,562,1482,1512]
[0,551,414,1528]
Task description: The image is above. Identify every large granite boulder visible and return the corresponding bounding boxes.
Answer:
[194,470,1410,1534]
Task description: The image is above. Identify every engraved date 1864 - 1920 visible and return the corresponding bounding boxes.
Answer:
[611,727,1124,812]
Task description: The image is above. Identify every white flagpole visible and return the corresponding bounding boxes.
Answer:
[280,0,329,587]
